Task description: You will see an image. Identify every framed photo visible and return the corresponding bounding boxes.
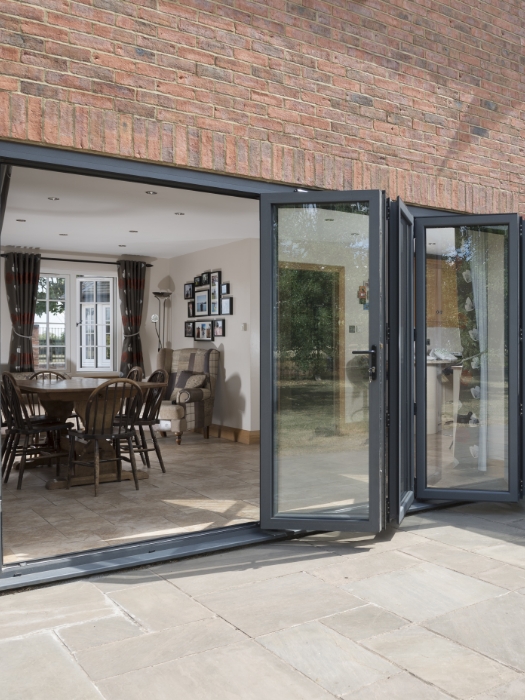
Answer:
[184,282,194,300]
[187,301,195,317]
[213,319,225,337]
[195,289,210,316]
[221,297,233,315]
[184,321,194,338]
[210,270,221,315]
[194,275,202,288]
[201,272,210,286]
[194,320,213,341]
[221,283,230,295]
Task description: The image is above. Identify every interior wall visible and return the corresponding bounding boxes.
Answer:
[0,250,171,376]
[169,238,260,433]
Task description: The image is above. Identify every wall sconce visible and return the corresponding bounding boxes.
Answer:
[152,291,172,350]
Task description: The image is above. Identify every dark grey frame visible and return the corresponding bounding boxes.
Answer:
[0,140,295,590]
[260,189,386,532]
[388,198,415,523]
[415,213,520,502]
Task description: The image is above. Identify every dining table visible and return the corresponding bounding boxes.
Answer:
[16,377,167,490]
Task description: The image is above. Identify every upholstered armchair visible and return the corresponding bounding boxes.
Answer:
[157,347,219,444]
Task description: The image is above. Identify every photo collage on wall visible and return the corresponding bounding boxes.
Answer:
[184,271,232,340]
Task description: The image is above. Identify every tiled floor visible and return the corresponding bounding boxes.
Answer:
[2,433,260,564]
[2,501,525,699]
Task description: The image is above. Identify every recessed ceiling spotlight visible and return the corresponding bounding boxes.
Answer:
[48,197,60,201]
[174,212,185,216]
[129,230,138,233]
[59,234,68,236]
[119,244,126,247]
[145,191,157,195]
[16,219,26,222]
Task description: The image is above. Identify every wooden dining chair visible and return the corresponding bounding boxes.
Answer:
[127,366,144,382]
[27,369,81,429]
[67,379,143,496]
[1,373,72,489]
[125,369,168,473]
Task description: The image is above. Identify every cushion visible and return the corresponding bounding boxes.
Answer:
[170,370,206,400]
[158,401,185,420]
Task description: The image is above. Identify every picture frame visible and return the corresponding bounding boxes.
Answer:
[184,282,194,300]
[210,270,221,315]
[184,321,194,338]
[201,272,210,286]
[194,275,202,288]
[194,320,213,341]
[221,282,230,295]
[195,289,210,316]
[213,319,225,337]
[187,301,195,318]
[221,297,233,315]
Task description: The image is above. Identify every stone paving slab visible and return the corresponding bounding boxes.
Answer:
[2,502,525,700]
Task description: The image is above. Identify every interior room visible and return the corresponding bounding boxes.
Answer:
[0,166,261,564]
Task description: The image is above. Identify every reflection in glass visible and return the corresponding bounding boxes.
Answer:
[80,281,94,302]
[425,225,508,491]
[274,202,370,519]
[35,276,66,369]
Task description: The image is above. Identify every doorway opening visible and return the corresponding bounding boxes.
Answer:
[0,164,261,565]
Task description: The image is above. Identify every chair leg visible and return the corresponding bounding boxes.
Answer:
[175,432,182,445]
[2,432,14,474]
[4,433,20,483]
[115,437,122,482]
[126,436,139,490]
[139,425,151,468]
[150,424,166,473]
[94,439,100,497]
[135,430,146,466]
[204,425,210,439]
[16,433,30,490]
[67,435,76,489]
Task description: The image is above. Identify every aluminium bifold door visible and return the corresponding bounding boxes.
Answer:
[260,190,387,533]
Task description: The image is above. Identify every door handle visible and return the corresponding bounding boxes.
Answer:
[352,346,377,381]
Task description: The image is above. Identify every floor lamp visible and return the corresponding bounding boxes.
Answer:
[152,291,172,350]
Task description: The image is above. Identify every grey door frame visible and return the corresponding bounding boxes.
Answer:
[387,197,415,523]
[260,189,386,533]
[414,213,520,502]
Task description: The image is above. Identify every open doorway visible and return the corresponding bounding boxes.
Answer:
[1,165,261,564]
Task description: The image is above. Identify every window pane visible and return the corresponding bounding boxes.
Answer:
[80,281,95,302]
[96,280,111,302]
[48,277,65,300]
[49,346,66,368]
[274,201,370,520]
[425,224,508,492]
[49,325,65,345]
[36,324,47,345]
[38,347,47,366]
[37,277,47,300]
[48,302,65,324]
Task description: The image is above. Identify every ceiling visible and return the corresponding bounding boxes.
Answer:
[2,166,259,259]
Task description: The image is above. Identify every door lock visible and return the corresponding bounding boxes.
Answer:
[352,346,377,382]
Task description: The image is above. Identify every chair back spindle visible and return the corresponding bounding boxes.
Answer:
[84,379,142,438]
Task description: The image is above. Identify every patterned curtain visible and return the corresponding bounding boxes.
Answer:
[118,260,146,376]
[5,252,41,372]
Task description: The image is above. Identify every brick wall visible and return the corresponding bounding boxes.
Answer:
[1,0,524,212]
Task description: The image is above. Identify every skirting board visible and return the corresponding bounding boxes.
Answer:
[197,424,260,445]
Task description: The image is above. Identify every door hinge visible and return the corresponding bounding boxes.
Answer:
[386,324,390,343]
[520,328,523,343]
[520,479,524,495]
[386,498,391,519]
[520,219,523,236]
[520,404,523,417]
[386,412,390,429]
[386,199,391,220]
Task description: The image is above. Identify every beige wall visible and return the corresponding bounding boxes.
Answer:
[1,240,260,431]
[170,239,260,432]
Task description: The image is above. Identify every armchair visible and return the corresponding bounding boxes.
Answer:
[157,347,219,444]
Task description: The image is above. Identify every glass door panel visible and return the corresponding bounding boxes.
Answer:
[415,214,519,501]
[260,190,385,532]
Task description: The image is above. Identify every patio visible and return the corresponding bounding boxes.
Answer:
[2,501,525,699]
